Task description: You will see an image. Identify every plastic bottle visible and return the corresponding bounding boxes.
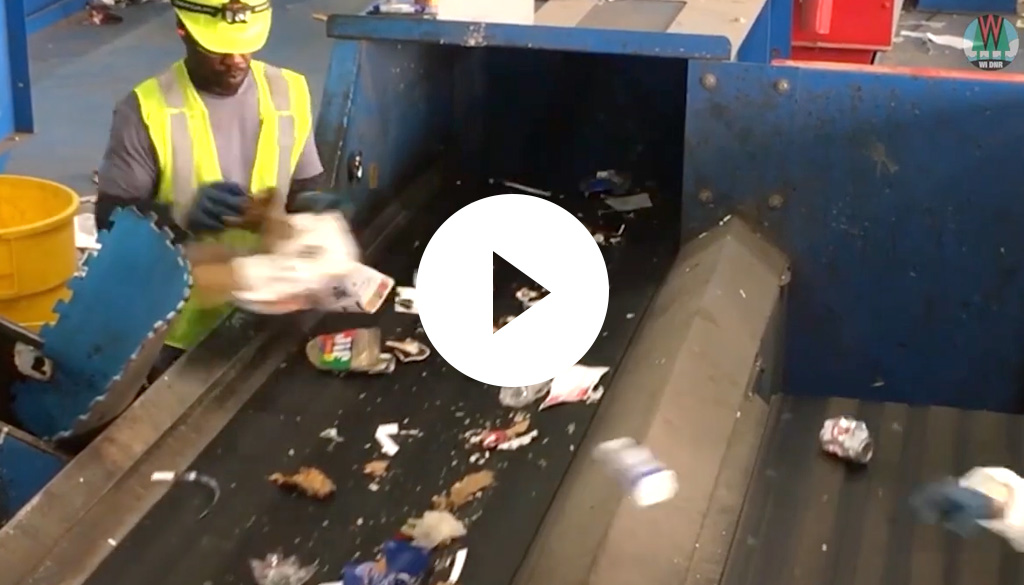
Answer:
[593,437,678,507]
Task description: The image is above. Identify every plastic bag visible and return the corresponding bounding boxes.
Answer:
[539,365,609,410]
[250,552,318,585]
[341,539,431,585]
[498,382,550,408]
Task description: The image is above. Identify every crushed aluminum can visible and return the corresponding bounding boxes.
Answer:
[820,416,874,464]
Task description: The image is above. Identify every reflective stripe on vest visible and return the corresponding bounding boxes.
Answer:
[134,59,312,350]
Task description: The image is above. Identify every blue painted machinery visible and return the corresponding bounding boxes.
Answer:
[1,208,189,521]
[4,1,1024,581]
[319,4,1024,408]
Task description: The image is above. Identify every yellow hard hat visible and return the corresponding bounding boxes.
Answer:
[171,0,272,55]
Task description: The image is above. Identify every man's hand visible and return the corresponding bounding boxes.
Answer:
[187,181,248,235]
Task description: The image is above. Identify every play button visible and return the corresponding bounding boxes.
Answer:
[416,194,610,387]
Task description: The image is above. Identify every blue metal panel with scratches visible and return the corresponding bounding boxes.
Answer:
[0,0,18,141]
[315,36,456,227]
[682,60,1024,412]
[4,0,32,133]
[12,208,191,440]
[325,15,732,60]
[0,426,65,522]
[916,0,1015,16]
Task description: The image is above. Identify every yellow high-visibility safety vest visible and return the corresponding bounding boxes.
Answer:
[134,59,313,350]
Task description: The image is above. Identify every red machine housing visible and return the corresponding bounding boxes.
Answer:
[791,0,902,64]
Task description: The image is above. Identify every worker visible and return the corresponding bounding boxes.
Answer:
[96,0,339,381]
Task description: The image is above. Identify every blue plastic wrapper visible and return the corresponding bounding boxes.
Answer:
[342,539,431,585]
[910,477,999,537]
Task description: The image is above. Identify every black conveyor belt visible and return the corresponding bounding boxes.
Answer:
[83,185,678,585]
[723,395,1024,585]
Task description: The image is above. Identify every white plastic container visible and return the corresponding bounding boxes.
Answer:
[593,437,678,507]
[960,466,1024,551]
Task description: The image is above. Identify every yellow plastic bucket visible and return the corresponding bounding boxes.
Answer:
[0,175,79,331]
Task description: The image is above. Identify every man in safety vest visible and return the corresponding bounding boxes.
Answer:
[96,0,337,378]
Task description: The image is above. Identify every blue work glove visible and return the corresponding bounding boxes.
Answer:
[185,181,248,234]
[910,478,999,537]
[289,190,343,213]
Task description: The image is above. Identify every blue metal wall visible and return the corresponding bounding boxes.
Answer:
[0,4,16,142]
[0,427,66,521]
[0,0,35,160]
[315,30,690,219]
[682,60,1024,412]
[314,38,458,227]
[916,0,1015,16]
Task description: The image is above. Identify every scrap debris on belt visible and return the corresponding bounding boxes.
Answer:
[581,169,631,197]
[432,470,496,511]
[515,286,547,309]
[268,467,336,500]
[85,2,123,25]
[337,470,487,585]
[494,314,516,332]
[401,510,467,548]
[383,337,431,363]
[150,469,220,519]
[305,328,432,375]
[320,427,344,450]
[541,364,608,409]
[466,413,538,452]
[394,286,418,314]
[375,422,402,456]
[364,459,390,478]
[306,328,392,374]
[250,552,318,585]
[603,192,653,212]
[489,178,553,198]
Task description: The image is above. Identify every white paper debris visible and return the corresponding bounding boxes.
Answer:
[394,286,419,314]
[375,423,401,456]
[319,427,344,449]
[498,179,552,197]
[13,342,52,382]
[496,429,539,451]
[449,548,469,583]
[150,471,177,482]
[540,365,610,410]
[74,213,101,250]
[603,192,652,212]
[403,510,467,548]
[899,30,965,49]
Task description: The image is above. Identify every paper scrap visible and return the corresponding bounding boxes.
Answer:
[448,548,468,583]
[604,192,653,212]
[74,214,101,250]
[394,286,418,314]
[375,423,401,456]
[899,30,965,49]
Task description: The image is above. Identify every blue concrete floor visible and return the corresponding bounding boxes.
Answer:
[7,0,347,195]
